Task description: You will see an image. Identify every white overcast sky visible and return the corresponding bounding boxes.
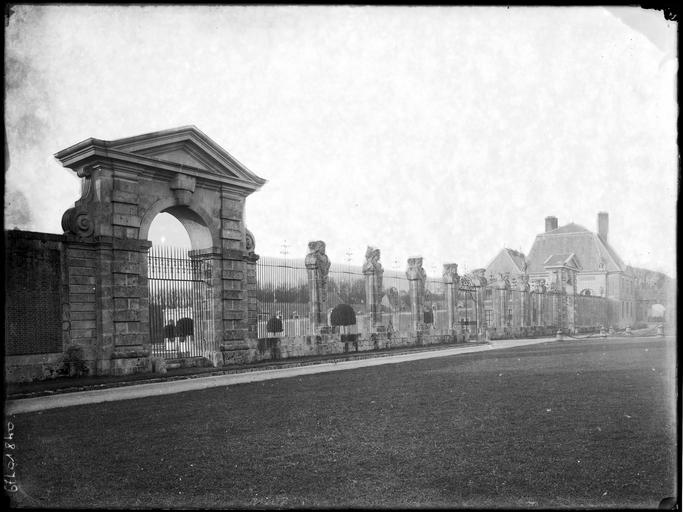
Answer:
[4,5,678,277]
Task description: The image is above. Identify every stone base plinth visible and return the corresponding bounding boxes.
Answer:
[110,351,152,376]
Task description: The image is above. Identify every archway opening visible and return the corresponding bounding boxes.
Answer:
[147,206,213,251]
[147,209,216,361]
[148,212,192,248]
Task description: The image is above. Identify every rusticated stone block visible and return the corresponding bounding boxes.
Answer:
[115,333,144,346]
[112,214,141,228]
[69,266,96,277]
[70,293,96,303]
[114,321,129,334]
[113,178,139,193]
[223,310,244,321]
[221,198,243,220]
[69,284,96,295]
[222,219,241,231]
[67,257,97,268]
[112,261,141,274]
[70,302,96,312]
[113,285,139,298]
[69,274,96,286]
[221,227,242,240]
[139,308,149,323]
[67,248,96,259]
[222,269,244,280]
[221,239,242,251]
[114,309,140,322]
[222,300,242,311]
[112,190,138,204]
[70,328,94,339]
[112,203,138,216]
[113,273,139,286]
[114,297,140,309]
[222,290,245,300]
[222,279,241,290]
[223,328,248,341]
[71,319,96,330]
[113,238,150,251]
[70,311,96,321]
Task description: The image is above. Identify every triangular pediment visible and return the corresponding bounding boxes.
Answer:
[124,140,235,177]
[108,126,264,185]
[54,126,266,191]
[543,252,582,271]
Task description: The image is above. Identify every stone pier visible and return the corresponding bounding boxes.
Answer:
[362,246,384,328]
[406,257,427,331]
[305,240,331,332]
[442,263,460,334]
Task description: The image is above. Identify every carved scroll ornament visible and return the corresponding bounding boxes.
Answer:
[245,229,255,254]
[61,206,94,238]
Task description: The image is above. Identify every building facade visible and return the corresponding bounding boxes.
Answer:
[526,213,635,328]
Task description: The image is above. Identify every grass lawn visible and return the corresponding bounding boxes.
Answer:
[6,337,677,509]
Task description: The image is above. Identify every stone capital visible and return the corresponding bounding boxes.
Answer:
[406,257,425,281]
[362,246,383,276]
[442,263,460,284]
[305,240,329,273]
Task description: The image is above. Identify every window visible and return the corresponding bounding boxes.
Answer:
[485,310,492,326]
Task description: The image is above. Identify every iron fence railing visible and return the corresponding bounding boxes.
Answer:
[254,257,612,337]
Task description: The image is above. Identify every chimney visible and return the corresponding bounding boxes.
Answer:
[545,216,558,233]
[598,212,609,241]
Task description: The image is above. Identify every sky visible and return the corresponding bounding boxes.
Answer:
[4,5,678,277]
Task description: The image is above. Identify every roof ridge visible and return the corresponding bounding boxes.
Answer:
[593,233,625,271]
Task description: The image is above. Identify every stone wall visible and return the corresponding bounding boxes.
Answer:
[5,231,68,381]
[220,331,471,366]
[5,231,66,357]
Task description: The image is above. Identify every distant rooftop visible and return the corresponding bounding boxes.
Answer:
[528,222,625,274]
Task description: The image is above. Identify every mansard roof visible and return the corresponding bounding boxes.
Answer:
[55,125,266,193]
[527,222,626,274]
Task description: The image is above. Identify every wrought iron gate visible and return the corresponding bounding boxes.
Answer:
[148,246,215,359]
[459,276,480,333]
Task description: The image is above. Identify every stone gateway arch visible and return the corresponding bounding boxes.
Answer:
[55,126,266,375]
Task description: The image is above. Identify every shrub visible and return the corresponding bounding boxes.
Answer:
[266,316,283,334]
[164,323,177,339]
[176,317,194,337]
[330,304,356,327]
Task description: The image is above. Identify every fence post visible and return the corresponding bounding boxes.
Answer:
[469,270,488,340]
[442,263,460,335]
[517,274,530,328]
[406,257,426,331]
[491,273,510,329]
[362,246,384,329]
[305,240,331,333]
